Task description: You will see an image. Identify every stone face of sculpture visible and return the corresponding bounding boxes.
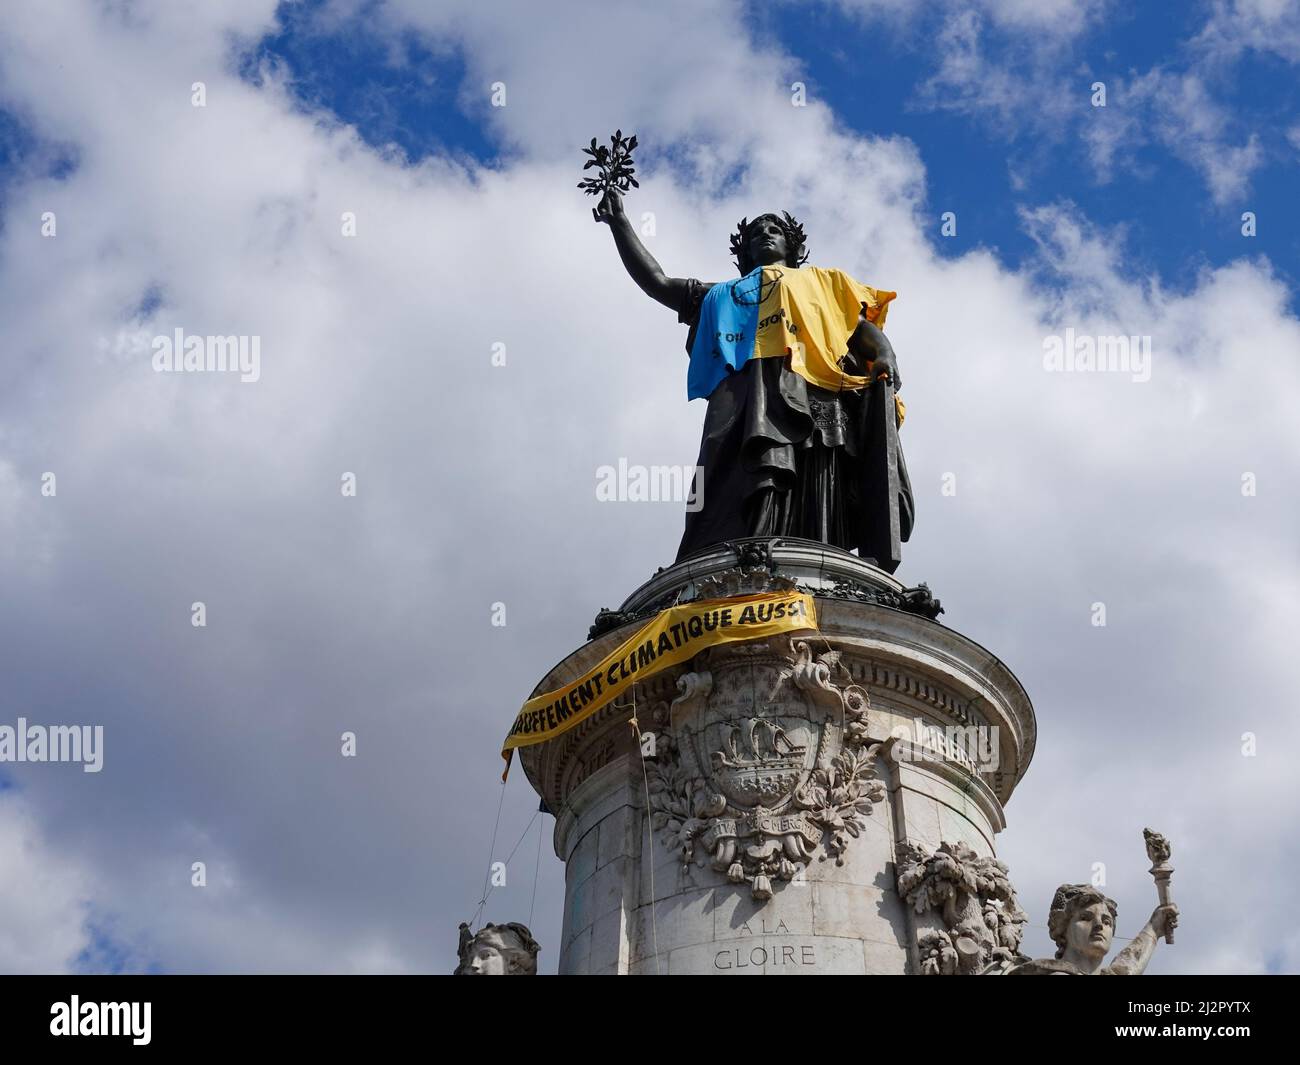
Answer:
[454,921,541,975]
[991,883,1179,975]
[646,635,886,901]
[595,187,914,571]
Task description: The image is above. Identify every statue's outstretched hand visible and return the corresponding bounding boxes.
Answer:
[1149,903,1179,939]
[593,188,625,224]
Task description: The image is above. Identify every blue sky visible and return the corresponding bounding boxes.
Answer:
[9,0,1290,296]
[241,2,496,165]
[769,2,1299,292]
[240,0,1298,303]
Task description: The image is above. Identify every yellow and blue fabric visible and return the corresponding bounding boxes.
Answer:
[687,265,897,401]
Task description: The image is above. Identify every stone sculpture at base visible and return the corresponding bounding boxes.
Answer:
[454,921,541,975]
[988,883,1179,976]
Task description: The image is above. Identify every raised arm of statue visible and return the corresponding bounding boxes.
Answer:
[999,885,1181,975]
[593,188,700,313]
[1104,904,1179,975]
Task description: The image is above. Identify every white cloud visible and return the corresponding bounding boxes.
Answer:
[0,0,1294,975]
[916,8,1044,125]
[0,793,94,973]
[1192,0,1300,65]
[836,0,1109,44]
[1082,68,1265,204]
[980,0,1108,35]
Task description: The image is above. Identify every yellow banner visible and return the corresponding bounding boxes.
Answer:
[502,591,817,775]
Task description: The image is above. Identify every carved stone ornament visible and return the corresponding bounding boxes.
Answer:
[827,577,944,620]
[720,537,784,574]
[692,563,797,602]
[895,840,1027,974]
[646,636,886,901]
[588,606,640,642]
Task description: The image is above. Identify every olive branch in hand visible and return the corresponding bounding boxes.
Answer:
[578,130,638,205]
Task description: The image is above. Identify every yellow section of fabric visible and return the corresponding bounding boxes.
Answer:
[752,266,903,422]
[501,591,818,776]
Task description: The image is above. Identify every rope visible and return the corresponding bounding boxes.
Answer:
[620,689,662,976]
[469,786,541,929]
[529,806,544,928]
[468,777,508,930]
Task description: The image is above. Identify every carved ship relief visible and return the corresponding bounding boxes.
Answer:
[647,635,886,900]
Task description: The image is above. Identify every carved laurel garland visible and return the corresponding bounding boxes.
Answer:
[895,840,1028,975]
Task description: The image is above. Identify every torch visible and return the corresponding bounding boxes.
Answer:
[1142,827,1175,945]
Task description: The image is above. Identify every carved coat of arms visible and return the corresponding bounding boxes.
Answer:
[647,636,886,900]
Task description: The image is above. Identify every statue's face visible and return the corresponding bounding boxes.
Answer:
[747,216,789,267]
[462,931,509,975]
[1066,900,1114,960]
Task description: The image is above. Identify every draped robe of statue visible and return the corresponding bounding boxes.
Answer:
[674,265,914,570]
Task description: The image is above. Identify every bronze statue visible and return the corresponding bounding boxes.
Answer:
[591,145,913,571]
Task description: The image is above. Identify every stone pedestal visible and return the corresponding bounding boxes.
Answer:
[518,540,1036,975]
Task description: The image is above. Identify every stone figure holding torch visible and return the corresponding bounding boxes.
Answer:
[988,829,1180,975]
